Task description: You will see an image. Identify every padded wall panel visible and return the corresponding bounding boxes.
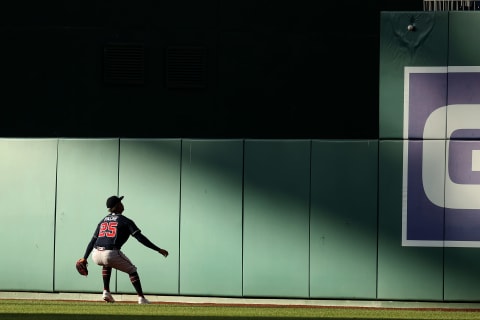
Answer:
[179,140,243,296]
[0,139,57,291]
[444,248,480,301]
[449,12,480,66]
[243,140,310,298]
[310,140,378,299]
[377,140,443,300]
[443,12,480,301]
[55,139,120,293]
[379,11,448,139]
[117,139,181,295]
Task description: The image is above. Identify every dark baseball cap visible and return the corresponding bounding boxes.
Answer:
[106,195,124,209]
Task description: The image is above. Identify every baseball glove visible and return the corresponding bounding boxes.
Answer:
[75,258,88,276]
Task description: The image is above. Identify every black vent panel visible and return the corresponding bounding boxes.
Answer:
[104,43,145,85]
[166,46,206,88]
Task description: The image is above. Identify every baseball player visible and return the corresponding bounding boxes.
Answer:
[78,195,169,304]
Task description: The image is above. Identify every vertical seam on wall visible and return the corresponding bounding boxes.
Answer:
[178,139,183,295]
[442,140,447,301]
[53,138,59,291]
[115,138,121,292]
[443,13,451,301]
[117,138,121,195]
[308,140,312,298]
[376,140,380,300]
[241,139,245,297]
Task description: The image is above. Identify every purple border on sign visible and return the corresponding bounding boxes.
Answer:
[406,71,480,242]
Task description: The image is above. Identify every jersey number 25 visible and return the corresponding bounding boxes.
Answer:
[99,222,118,237]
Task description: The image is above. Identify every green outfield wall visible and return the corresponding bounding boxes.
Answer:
[0,138,378,300]
[380,11,480,301]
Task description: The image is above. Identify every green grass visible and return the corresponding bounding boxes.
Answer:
[1,299,480,320]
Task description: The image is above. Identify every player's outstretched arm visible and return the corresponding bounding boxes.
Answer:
[133,232,168,258]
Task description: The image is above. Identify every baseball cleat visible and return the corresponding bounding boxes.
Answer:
[102,290,115,303]
[138,296,150,304]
